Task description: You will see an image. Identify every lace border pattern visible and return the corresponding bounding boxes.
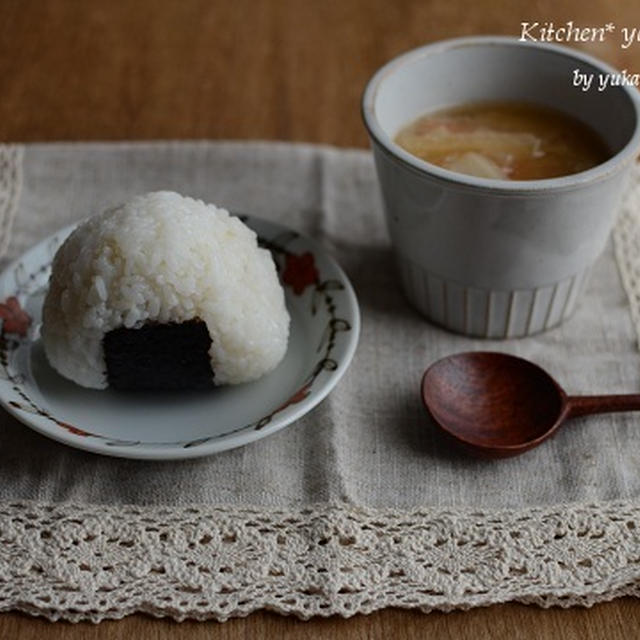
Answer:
[0,145,23,260]
[0,500,639,622]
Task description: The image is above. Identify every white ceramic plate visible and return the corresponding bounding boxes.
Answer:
[0,216,360,459]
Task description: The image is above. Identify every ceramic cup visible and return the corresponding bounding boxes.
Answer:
[362,36,640,338]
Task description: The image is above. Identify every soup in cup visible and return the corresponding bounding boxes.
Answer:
[362,36,640,337]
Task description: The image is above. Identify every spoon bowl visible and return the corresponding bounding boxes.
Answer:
[421,352,640,458]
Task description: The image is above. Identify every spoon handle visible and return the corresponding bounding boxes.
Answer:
[566,394,640,418]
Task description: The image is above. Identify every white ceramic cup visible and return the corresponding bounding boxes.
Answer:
[362,36,640,338]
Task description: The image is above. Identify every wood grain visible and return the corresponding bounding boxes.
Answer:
[422,351,640,457]
[1,600,639,640]
[1,0,640,637]
[1,0,638,145]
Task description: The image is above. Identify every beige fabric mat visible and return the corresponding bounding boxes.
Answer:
[0,141,639,621]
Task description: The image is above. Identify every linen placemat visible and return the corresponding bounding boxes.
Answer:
[1,141,640,621]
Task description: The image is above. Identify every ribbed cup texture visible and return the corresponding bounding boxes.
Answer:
[397,255,588,338]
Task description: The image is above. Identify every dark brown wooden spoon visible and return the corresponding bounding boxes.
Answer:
[421,351,640,458]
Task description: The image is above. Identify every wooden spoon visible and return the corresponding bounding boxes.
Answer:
[421,351,640,458]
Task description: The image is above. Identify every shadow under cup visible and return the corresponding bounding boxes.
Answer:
[362,37,640,338]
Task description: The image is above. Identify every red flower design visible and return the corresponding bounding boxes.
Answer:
[0,296,31,337]
[275,383,312,413]
[282,252,319,295]
[57,421,90,437]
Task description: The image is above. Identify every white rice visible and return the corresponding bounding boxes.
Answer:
[41,191,290,389]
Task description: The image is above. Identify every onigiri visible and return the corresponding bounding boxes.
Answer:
[41,191,290,390]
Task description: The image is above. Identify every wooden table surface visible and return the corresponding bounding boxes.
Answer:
[1,0,639,637]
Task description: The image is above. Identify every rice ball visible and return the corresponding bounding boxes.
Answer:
[41,191,290,390]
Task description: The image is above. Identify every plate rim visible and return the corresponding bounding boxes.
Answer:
[0,214,360,460]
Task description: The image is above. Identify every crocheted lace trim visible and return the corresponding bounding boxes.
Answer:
[0,145,23,259]
[1,500,639,622]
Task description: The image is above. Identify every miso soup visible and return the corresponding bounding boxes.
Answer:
[394,102,610,180]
